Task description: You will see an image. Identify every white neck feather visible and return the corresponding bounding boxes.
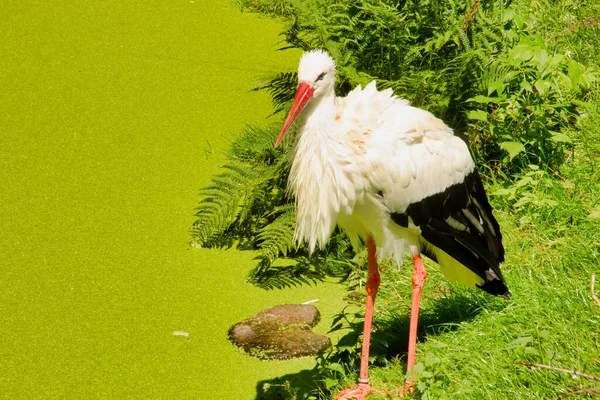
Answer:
[301,92,336,137]
[289,90,347,253]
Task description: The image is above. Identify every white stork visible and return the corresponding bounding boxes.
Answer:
[275,50,509,399]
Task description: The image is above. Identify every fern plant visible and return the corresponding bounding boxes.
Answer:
[250,0,597,174]
[191,124,354,289]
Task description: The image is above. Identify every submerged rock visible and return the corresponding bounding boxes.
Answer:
[228,304,331,359]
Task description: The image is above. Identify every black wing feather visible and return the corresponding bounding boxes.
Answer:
[390,170,509,298]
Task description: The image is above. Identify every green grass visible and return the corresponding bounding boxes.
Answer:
[319,110,600,399]
[229,1,600,398]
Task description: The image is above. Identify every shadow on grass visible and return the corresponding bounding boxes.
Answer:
[371,288,510,358]
[253,287,510,399]
[255,368,322,400]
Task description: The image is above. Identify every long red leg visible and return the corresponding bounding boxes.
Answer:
[335,235,381,399]
[359,235,380,382]
[406,254,427,374]
[385,254,429,397]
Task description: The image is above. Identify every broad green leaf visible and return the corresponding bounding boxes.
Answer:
[500,141,525,160]
[533,49,549,71]
[568,59,583,89]
[419,370,434,379]
[525,347,540,356]
[532,34,547,49]
[468,95,500,104]
[539,199,558,207]
[467,110,488,122]
[327,362,346,375]
[491,188,515,196]
[506,29,520,41]
[508,44,534,63]
[411,362,426,374]
[323,378,338,389]
[520,79,533,92]
[519,215,532,224]
[488,80,505,96]
[509,336,533,347]
[505,71,520,81]
[514,14,525,30]
[534,79,552,95]
[548,54,566,71]
[514,196,531,209]
[588,205,600,220]
[515,176,534,188]
[502,7,516,22]
[550,131,573,143]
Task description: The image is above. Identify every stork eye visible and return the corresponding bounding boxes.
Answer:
[316,72,326,82]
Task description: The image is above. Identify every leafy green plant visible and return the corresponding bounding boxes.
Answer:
[253,0,597,174]
[490,165,559,225]
[466,29,596,170]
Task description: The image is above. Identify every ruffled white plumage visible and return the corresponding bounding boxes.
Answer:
[289,76,475,263]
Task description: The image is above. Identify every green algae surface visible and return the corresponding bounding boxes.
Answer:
[0,1,346,398]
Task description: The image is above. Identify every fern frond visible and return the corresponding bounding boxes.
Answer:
[457,28,472,51]
[253,72,298,115]
[191,163,264,246]
[230,125,280,164]
[479,58,515,94]
[267,203,295,218]
[257,209,296,261]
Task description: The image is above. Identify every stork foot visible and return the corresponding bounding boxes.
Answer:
[387,380,416,397]
[335,382,380,400]
[336,381,415,399]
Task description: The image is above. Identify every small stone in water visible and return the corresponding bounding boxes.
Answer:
[228,304,331,359]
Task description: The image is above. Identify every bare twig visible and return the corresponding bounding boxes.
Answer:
[592,273,600,309]
[560,385,600,399]
[515,362,600,382]
[546,166,567,182]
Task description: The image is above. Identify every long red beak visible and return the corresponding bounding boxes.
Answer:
[274,81,314,148]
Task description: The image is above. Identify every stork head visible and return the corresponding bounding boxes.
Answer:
[275,49,336,147]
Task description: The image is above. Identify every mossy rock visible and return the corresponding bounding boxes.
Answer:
[228,304,331,359]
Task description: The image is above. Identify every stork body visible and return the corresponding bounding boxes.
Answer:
[276,50,509,399]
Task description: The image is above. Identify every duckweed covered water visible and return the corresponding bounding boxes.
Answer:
[0,1,345,398]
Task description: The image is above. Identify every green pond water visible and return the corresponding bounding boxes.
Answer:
[1,1,346,398]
